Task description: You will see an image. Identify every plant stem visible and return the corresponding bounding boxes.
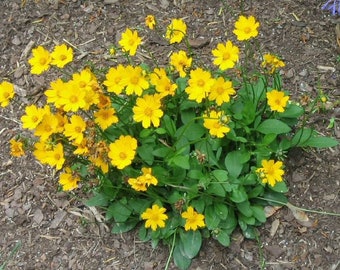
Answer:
[164,230,177,270]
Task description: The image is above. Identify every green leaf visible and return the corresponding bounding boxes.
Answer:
[236,200,253,217]
[269,181,288,193]
[180,230,202,259]
[256,119,291,134]
[248,185,264,198]
[211,170,228,182]
[279,103,304,118]
[155,127,167,134]
[300,136,339,148]
[152,147,172,158]
[251,205,266,223]
[187,170,204,180]
[207,183,226,197]
[182,123,205,141]
[225,151,250,178]
[205,205,221,229]
[291,128,313,146]
[262,190,288,206]
[106,201,132,222]
[162,114,176,136]
[111,219,138,234]
[137,144,154,165]
[173,244,192,270]
[230,185,248,203]
[214,203,229,220]
[176,77,188,92]
[85,192,110,207]
[242,226,257,239]
[181,109,196,125]
[239,213,255,225]
[139,128,153,138]
[172,155,190,169]
[215,229,231,247]
[262,133,277,145]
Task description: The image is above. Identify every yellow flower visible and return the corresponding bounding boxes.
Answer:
[256,159,284,187]
[208,77,236,105]
[141,204,168,231]
[169,50,192,77]
[181,206,206,231]
[123,65,149,96]
[89,156,109,174]
[150,68,177,97]
[94,108,119,130]
[21,104,46,130]
[128,167,158,191]
[45,79,66,108]
[128,177,147,191]
[72,138,89,155]
[185,68,215,103]
[119,28,142,56]
[34,113,59,141]
[266,89,289,112]
[9,139,25,157]
[109,47,116,55]
[133,94,164,128]
[63,115,87,144]
[212,41,239,71]
[103,65,127,95]
[166,18,187,44]
[261,54,285,74]
[108,135,137,169]
[233,15,260,41]
[33,140,54,164]
[140,167,158,186]
[51,44,73,68]
[0,81,15,107]
[44,143,65,170]
[203,110,231,138]
[28,45,51,75]
[59,167,80,191]
[59,81,86,112]
[145,15,156,30]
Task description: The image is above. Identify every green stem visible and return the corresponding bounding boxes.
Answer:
[165,230,177,270]
[257,197,340,216]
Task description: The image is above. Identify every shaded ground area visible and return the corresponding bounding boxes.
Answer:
[0,0,339,269]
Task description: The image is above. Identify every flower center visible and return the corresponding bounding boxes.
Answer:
[223,52,230,60]
[70,95,78,104]
[244,27,251,34]
[197,79,205,87]
[40,58,47,65]
[216,87,224,95]
[60,55,67,61]
[144,107,153,117]
[75,126,82,133]
[131,76,139,85]
[119,152,127,159]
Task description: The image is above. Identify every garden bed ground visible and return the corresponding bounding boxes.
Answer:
[0,0,339,269]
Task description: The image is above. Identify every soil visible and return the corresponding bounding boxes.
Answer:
[0,0,339,269]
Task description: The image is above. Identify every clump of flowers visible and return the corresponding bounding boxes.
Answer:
[3,14,338,270]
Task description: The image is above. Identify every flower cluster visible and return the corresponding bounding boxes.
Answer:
[3,14,338,270]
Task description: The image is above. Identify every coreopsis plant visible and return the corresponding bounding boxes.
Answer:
[4,15,338,270]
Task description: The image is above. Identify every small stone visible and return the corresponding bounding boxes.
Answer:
[12,36,22,45]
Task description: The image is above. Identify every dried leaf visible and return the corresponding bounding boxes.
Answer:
[33,208,44,225]
[286,202,314,227]
[270,219,280,237]
[188,37,210,49]
[264,205,282,217]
